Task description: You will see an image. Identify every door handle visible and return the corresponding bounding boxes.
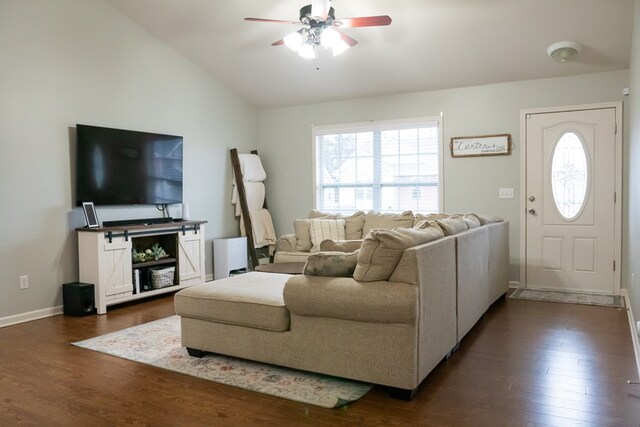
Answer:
[528,209,536,215]
[529,196,536,202]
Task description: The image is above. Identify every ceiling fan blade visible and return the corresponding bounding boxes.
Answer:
[336,29,358,47]
[244,17,300,25]
[334,15,392,28]
[271,39,285,46]
[311,0,331,20]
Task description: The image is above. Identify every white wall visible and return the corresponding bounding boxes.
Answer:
[625,0,640,318]
[0,0,257,319]
[258,71,628,282]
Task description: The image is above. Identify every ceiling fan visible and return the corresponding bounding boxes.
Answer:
[245,0,392,59]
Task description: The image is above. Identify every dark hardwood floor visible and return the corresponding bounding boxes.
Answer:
[2,293,640,426]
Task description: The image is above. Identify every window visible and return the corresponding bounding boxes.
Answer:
[551,131,589,220]
[313,117,442,215]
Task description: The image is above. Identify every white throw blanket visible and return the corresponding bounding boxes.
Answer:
[231,182,265,216]
[231,153,276,254]
[239,209,277,254]
[232,154,266,184]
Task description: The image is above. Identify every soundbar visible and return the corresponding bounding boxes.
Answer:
[103,217,173,227]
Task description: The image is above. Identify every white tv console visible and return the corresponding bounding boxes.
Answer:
[77,220,206,314]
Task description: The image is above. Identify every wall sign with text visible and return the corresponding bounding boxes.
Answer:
[450,134,512,158]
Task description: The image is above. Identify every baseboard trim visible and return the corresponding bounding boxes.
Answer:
[205,273,214,283]
[0,305,63,328]
[508,281,521,289]
[621,289,640,382]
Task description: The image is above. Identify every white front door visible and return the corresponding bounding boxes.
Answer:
[524,106,620,294]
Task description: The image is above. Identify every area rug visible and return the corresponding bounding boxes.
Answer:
[509,288,625,308]
[72,316,372,408]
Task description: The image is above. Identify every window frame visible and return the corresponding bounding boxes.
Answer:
[311,115,444,214]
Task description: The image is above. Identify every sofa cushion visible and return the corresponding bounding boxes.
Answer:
[413,213,450,226]
[457,213,481,228]
[303,250,359,277]
[436,217,469,236]
[284,275,417,324]
[345,211,366,239]
[275,233,296,252]
[308,209,342,219]
[476,213,504,225]
[413,219,445,235]
[293,219,313,251]
[273,251,312,263]
[354,227,443,282]
[174,272,291,332]
[362,211,415,236]
[309,218,346,252]
[319,239,363,253]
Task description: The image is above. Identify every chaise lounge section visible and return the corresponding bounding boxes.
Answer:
[174,212,509,399]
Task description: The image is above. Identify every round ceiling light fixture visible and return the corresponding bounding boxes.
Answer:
[547,41,583,63]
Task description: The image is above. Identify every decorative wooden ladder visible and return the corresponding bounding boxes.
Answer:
[229,148,268,270]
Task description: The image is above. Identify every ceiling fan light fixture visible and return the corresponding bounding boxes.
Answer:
[245,1,391,61]
[547,41,582,63]
[320,27,340,49]
[298,42,316,59]
[331,38,350,56]
[284,30,303,51]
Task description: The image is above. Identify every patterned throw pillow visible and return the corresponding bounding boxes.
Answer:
[309,219,346,252]
[303,250,360,277]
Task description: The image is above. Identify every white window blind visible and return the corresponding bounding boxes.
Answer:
[313,117,442,215]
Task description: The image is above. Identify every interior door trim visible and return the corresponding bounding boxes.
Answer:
[519,102,622,294]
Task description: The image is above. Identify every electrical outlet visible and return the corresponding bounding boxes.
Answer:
[19,275,29,290]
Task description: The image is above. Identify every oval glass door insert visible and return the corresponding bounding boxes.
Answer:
[551,132,588,220]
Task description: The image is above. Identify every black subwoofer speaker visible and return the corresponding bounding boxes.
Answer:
[63,282,96,316]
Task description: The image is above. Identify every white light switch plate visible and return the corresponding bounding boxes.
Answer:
[498,188,514,199]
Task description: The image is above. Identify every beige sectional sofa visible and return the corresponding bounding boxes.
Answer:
[174,211,509,400]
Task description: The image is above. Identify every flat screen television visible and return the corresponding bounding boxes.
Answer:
[76,124,183,206]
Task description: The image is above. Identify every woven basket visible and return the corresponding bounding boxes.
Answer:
[151,266,175,289]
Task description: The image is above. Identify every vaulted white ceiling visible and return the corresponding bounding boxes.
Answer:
[106,0,634,109]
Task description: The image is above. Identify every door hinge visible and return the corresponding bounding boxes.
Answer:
[614,192,617,203]
[615,122,618,134]
[614,260,616,271]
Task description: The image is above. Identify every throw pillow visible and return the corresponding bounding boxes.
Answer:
[309,218,346,252]
[413,213,450,226]
[436,217,469,236]
[293,219,313,252]
[412,219,445,237]
[303,250,360,277]
[353,227,443,282]
[458,213,481,228]
[345,211,366,240]
[362,211,415,236]
[320,239,363,253]
[476,214,504,225]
